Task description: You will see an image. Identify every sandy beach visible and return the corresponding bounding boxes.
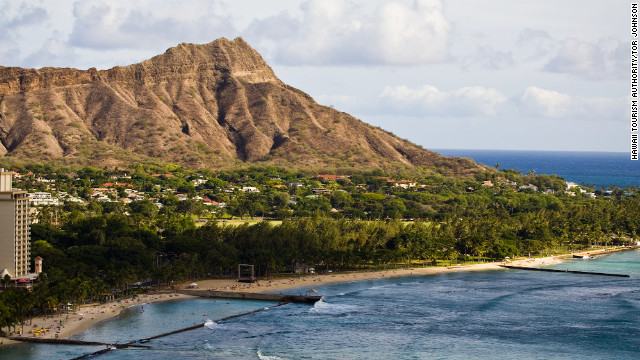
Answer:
[188,258,548,295]
[0,292,193,346]
[0,247,626,346]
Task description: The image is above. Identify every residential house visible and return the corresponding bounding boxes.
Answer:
[240,186,260,193]
[202,198,227,208]
[566,182,580,190]
[387,180,417,189]
[191,178,207,186]
[28,192,60,206]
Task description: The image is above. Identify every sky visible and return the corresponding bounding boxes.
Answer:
[0,0,631,152]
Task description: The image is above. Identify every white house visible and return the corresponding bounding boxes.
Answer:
[566,182,580,190]
[240,186,260,193]
[62,195,85,203]
[388,180,418,189]
[191,178,207,186]
[519,184,539,192]
[28,192,60,206]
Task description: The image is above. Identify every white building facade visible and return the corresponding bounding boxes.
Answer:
[28,192,60,206]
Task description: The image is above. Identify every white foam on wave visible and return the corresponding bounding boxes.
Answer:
[257,350,283,360]
[308,299,359,314]
[204,319,221,330]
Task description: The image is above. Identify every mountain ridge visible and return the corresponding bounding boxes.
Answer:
[0,37,480,174]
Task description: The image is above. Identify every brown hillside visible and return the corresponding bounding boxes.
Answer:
[0,37,478,173]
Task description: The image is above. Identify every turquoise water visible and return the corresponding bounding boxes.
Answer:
[547,250,640,277]
[2,250,640,359]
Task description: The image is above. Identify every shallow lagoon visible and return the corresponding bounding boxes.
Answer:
[2,250,640,359]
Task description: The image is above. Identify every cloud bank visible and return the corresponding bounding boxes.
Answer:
[247,0,451,65]
[378,84,625,122]
[0,1,49,64]
[69,0,235,50]
[379,85,507,116]
[520,86,625,121]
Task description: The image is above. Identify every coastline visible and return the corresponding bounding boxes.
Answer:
[183,247,631,295]
[0,292,193,346]
[0,247,632,347]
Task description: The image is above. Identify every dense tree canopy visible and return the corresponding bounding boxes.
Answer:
[0,163,638,334]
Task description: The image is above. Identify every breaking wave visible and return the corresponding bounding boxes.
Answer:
[257,350,283,360]
[308,298,359,315]
[204,319,221,330]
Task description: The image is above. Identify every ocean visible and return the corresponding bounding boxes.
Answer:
[2,249,640,359]
[434,149,640,189]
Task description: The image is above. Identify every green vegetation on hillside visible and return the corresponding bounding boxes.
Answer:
[0,163,638,334]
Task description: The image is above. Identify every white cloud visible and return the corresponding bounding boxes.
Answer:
[378,84,625,123]
[456,27,625,81]
[520,86,625,120]
[22,34,76,68]
[457,28,553,71]
[1,2,48,29]
[460,46,514,71]
[515,28,555,62]
[69,0,236,50]
[246,0,451,66]
[520,87,572,117]
[0,1,49,65]
[0,36,20,66]
[543,38,626,80]
[379,84,507,116]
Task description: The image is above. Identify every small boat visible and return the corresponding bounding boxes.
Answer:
[573,255,591,259]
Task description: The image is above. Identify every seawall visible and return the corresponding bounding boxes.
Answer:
[177,289,322,304]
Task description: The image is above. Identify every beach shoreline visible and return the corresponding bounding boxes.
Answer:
[0,246,633,347]
[0,292,193,346]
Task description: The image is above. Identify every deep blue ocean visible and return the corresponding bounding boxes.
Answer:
[2,250,640,360]
[434,149,640,189]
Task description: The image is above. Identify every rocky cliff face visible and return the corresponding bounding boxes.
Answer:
[0,37,476,172]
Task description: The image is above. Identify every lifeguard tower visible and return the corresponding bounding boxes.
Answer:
[237,264,255,283]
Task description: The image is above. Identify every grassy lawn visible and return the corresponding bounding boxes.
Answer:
[195,218,283,227]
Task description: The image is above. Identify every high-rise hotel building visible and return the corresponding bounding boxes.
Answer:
[0,168,30,278]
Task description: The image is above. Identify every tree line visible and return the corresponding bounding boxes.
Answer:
[1,164,638,334]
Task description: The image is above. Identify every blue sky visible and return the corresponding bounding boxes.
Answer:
[0,0,630,152]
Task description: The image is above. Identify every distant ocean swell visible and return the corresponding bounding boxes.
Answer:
[434,149,640,188]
